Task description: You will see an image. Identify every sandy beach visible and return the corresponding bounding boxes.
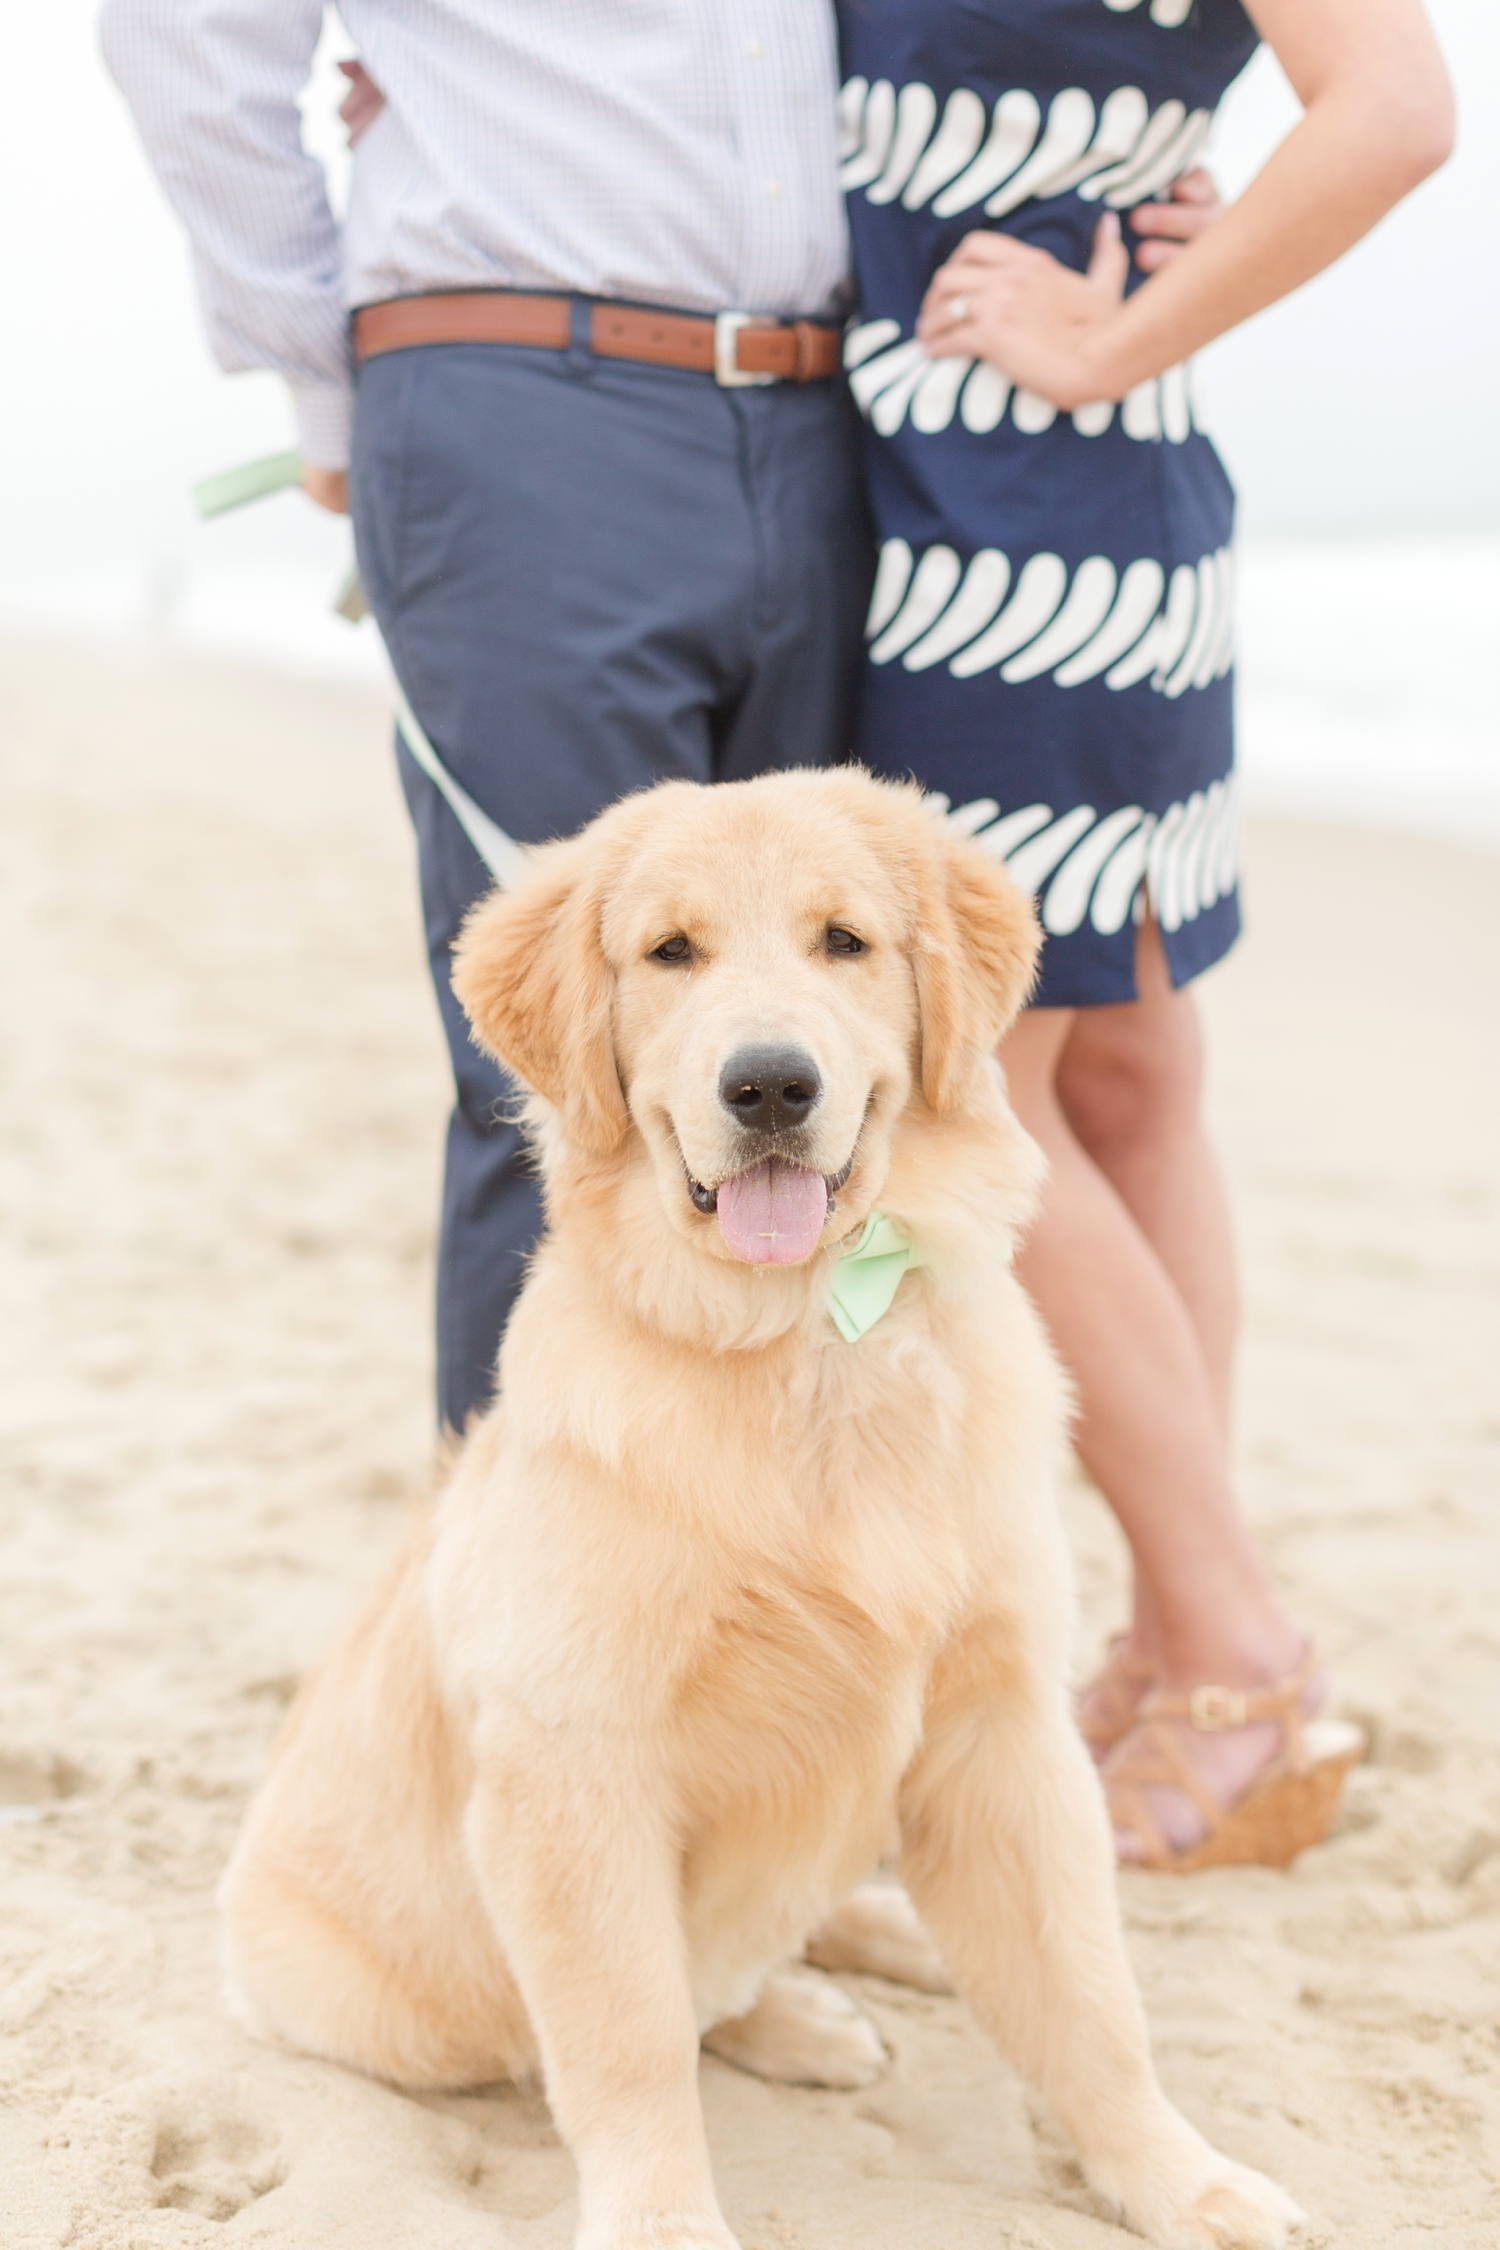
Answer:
[2,634,1497,2250]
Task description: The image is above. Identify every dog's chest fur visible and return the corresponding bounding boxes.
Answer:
[567,1294,973,1795]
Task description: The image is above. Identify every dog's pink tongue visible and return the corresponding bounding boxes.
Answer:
[716,1160,828,1266]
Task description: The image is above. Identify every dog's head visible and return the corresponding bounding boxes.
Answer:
[452,769,1037,1269]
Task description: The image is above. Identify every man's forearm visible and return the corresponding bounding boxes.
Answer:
[100,0,354,467]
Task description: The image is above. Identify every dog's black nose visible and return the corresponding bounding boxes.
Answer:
[718,1046,823,1131]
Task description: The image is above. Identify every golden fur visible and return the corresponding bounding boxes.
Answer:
[221,769,1300,2250]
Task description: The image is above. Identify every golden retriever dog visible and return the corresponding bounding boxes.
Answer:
[220,769,1302,2250]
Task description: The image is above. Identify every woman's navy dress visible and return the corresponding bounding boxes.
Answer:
[839,0,1258,1005]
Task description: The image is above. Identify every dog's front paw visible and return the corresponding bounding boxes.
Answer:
[702,1968,888,2088]
[1127,2156,1306,2250]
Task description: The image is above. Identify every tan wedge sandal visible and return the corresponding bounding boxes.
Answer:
[1076,1633,1156,1764]
[1105,1646,1366,1873]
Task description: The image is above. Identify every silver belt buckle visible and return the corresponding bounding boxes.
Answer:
[715,311,777,388]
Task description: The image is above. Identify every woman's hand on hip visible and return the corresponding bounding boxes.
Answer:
[927,0,1452,407]
[917,213,1132,410]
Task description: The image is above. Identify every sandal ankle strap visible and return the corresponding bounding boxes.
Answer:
[1141,1644,1320,1753]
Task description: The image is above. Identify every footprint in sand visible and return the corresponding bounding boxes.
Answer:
[148,2103,285,2223]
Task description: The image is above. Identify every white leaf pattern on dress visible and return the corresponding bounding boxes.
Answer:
[1090,107,1211,208]
[866,539,1234,695]
[1053,558,1164,684]
[910,354,972,431]
[1091,819,1155,934]
[840,78,897,190]
[960,362,1011,432]
[1004,803,1098,893]
[902,87,988,209]
[843,324,1200,446]
[902,550,1012,671]
[948,553,1069,677]
[843,318,901,369]
[977,804,1054,857]
[1010,387,1059,434]
[1042,807,1147,934]
[847,334,927,413]
[868,544,964,662]
[871,356,935,435]
[867,81,939,204]
[1164,554,1221,697]
[1076,97,1182,202]
[1000,556,1117,681]
[1160,362,1192,444]
[841,76,1208,221]
[1122,378,1163,440]
[982,87,1096,218]
[937,774,1240,939]
[865,539,914,639]
[1070,398,1116,437]
[932,90,1042,216]
[837,76,869,162]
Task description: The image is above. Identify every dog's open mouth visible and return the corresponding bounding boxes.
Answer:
[686,1152,857,1267]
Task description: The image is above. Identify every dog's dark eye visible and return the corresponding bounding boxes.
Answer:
[650,935,692,964]
[826,927,866,956]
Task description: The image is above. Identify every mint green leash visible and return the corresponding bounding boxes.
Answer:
[827,1213,925,1342]
[386,676,528,887]
[190,452,524,885]
[191,450,304,518]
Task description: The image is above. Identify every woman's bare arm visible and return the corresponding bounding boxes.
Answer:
[918,0,1454,408]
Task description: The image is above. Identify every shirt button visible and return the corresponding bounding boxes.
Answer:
[747,37,764,58]
[766,178,783,198]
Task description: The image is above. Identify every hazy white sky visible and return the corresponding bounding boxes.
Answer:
[1,0,1494,630]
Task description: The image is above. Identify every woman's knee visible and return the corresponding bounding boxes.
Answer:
[1056,998,1205,1160]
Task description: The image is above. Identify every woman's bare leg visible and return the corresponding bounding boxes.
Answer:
[1054,924,1238,1433]
[999,926,1307,1851]
[1055,922,1241,1673]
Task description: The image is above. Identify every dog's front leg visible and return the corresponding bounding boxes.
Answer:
[466,1745,734,2250]
[898,1629,1304,2250]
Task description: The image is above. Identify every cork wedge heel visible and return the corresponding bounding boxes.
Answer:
[1105,1647,1366,1873]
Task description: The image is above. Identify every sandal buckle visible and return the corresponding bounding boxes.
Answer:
[1189,1684,1248,1731]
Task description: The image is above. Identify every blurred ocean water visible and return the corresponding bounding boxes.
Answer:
[2,535,1495,847]
[1237,540,1500,842]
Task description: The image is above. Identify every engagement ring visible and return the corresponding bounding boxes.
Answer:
[948,295,970,320]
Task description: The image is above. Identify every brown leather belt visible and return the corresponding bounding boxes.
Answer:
[350,292,841,385]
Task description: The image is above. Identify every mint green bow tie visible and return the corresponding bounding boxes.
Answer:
[827,1213,925,1342]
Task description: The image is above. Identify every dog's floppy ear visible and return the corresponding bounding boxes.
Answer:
[912,828,1040,1114]
[450,835,627,1155]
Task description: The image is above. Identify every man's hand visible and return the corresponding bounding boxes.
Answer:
[338,59,386,146]
[302,465,349,514]
[1127,168,1223,271]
